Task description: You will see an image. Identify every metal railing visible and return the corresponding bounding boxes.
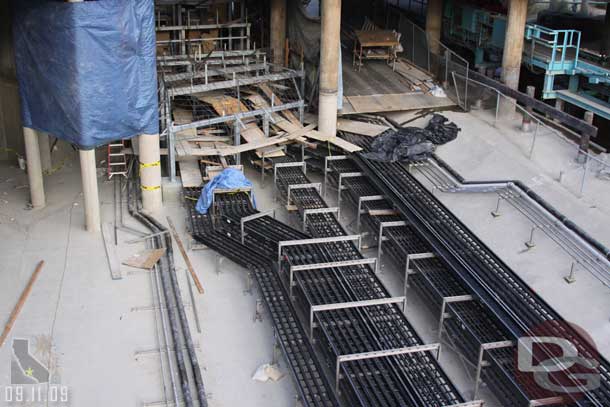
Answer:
[389,11,470,110]
[452,71,610,200]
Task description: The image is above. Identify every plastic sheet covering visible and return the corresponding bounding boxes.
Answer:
[363,114,460,162]
[196,168,256,215]
[12,0,159,149]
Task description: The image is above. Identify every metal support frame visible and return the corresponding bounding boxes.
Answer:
[375,221,407,273]
[323,155,348,198]
[289,258,377,300]
[356,195,385,231]
[312,296,406,340]
[168,71,304,97]
[403,252,436,303]
[437,295,475,341]
[211,187,253,215]
[240,210,276,244]
[473,340,514,400]
[337,172,364,217]
[273,161,307,200]
[287,183,322,206]
[335,343,441,394]
[302,207,339,231]
[171,100,303,133]
[277,235,362,271]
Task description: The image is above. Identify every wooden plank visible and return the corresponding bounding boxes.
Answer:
[167,217,205,294]
[0,261,44,348]
[341,93,455,114]
[122,249,166,270]
[102,222,122,280]
[337,119,389,137]
[179,160,203,188]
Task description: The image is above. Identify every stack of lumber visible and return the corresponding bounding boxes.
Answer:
[393,58,436,93]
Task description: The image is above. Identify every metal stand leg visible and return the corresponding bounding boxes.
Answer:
[254,299,263,322]
[525,226,536,249]
[491,196,502,218]
[564,262,577,284]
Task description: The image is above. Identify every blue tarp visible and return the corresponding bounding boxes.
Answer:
[196,169,256,215]
[12,0,159,149]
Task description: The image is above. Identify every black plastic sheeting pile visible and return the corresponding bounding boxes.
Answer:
[363,114,460,162]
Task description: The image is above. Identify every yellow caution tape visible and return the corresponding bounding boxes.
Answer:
[141,185,161,191]
[140,161,160,168]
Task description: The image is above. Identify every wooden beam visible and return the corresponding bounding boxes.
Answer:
[0,261,44,348]
[167,217,205,294]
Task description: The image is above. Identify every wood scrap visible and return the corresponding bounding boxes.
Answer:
[122,249,166,270]
[337,119,389,137]
[341,92,455,115]
[179,160,203,188]
[167,217,205,294]
[0,261,44,348]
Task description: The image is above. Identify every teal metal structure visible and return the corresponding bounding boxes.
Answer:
[444,2,610,120]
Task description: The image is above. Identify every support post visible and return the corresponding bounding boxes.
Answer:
[23,127,45,208]
[79,149,100,232]
[38,132,52,173]
[270,0,287,65]
[425,0,443,56]
[576,111,593,163]
[499,0,528,116]
[318,0,342,139]
[140,134,162,212]
[522,86,535,132]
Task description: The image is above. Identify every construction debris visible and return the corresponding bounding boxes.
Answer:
[363,114,460,162]
[252,363,285,383]
[122,249,166,270]
[0,261,44,348]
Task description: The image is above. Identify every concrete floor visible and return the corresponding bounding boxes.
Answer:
[1,104,609,407]
[387,108,610,359]
[0,145,294,407]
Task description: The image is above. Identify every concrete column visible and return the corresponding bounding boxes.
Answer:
[139,134,163,212]
[499,0,528,116]
[426,0,443,55]
[602,3,610,56]
[318,0,342,138]
[23,127,45,208]
[501,0,527,90]
[270,0,287,65]
[38,132,52,173]
[79,149,100,232]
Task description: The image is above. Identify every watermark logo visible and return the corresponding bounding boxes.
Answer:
[514,320,600,403]
[11,338,50,385]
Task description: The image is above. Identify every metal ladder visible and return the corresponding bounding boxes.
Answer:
[107,140,127,179]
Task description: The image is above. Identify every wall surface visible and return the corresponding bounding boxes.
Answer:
[0,1,23,161]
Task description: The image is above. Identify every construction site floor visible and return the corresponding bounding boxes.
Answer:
[387,108,610,359]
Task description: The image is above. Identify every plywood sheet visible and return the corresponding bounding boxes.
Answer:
[122,249,166,270]
[337,119,389,137]
[341,92,455,114]
[179,160,203,188]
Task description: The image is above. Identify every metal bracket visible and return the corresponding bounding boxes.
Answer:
[240,210,276,244]
[289,258,376,300]
[302,207,339,231]
[473,340,515,400]
[356,195,385,232]
[375,221,408,273]
[287,183,322,205]
[337,172,364,215]
[323,155,348,198]
[335,343,441,394]
[277,235,362,271]
[404,252,436,305]
[311,296,405,340]
[437,295,475,341]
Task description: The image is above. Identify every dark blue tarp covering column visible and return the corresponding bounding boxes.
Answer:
[12,0,159,149]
